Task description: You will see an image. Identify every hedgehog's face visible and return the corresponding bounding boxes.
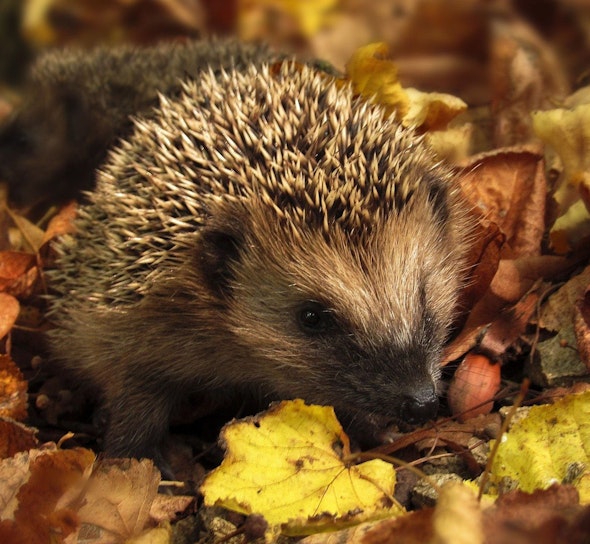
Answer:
[197,194,467,432]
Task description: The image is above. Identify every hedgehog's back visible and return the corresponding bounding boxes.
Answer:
[48,62,454,318]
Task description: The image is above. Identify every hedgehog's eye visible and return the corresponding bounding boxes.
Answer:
[297,301,333,334]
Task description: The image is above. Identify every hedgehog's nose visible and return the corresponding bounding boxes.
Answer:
[400,391,439,425]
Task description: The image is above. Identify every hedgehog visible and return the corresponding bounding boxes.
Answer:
[47,61,472,470]
[0,39,277,207]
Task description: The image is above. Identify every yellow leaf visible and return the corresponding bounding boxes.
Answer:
[490,391,590,503]
[549,198,590,254]
[241,0,337,38]
[403,88,467,131]
[200,399,400,537]
[533,104,590,251]
[345,42,409,120]
[279,0,338,37]
[344,43,466,131]
[533,105,590,212]
[22,0,58,46]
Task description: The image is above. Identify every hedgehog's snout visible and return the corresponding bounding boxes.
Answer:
[399,387,439,425]
[394,358,441,424]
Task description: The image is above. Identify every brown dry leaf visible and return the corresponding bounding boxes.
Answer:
[148,494,194,525]
[489,15,569,147]
[0,251,38,297]
[539,266,590,333]
[301,482,484,544]
[0,355,27,421]
[41,201,78,246]
[5,210,45,254]
[0,97,12,122]
[444,255,585,363]
[454,218,505,326]
[0,446,95,544]
[372,412,501,458]
[547,382,590,400]
[458,148,546,257]
[72,458,161,542]
[446,147,549,363]
[575,286,590,371]
[0,293,19,339]
[199,0,238,35]
[479,291,539,359]
[531,265,590,386]
[300,508,434,544]
[482,485,587,544]
[0,419,38,460]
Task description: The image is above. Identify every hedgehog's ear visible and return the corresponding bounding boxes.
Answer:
[196,205,248,298]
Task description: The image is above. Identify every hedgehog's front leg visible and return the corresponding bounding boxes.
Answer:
[102,377,177,479]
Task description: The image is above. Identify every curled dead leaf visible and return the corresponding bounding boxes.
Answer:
[0,293,19,339]
[0,419,38,460]
[0,251,38,297]
[457,147,546,257]
[41,200,78,246]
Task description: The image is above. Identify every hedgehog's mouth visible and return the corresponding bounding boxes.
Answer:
[335,409,405,448]
[338,405,439,448]
[365,411,424,433]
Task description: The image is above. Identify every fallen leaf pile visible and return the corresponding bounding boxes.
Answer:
[0,421,193,544]
[1,1,590,543]
[201,399,590,542]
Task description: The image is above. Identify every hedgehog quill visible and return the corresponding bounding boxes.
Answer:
[47,60,473,471]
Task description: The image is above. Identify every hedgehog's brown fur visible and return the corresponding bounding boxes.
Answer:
[48,62,472,468]
[0,39,276,207]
